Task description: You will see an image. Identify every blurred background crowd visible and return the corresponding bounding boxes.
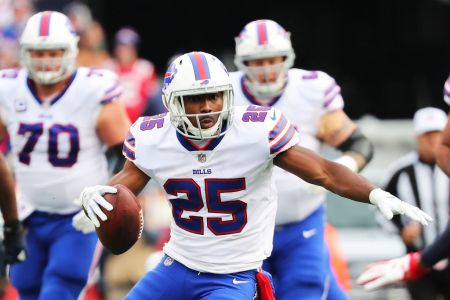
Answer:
[0,0,449,299]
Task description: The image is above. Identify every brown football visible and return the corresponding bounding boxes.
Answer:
[95,184,144,255]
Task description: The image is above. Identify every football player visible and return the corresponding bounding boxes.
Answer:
[357,75,450,292]
[232,19,373,299]
[79,51,431,300]
[0,11,130,300]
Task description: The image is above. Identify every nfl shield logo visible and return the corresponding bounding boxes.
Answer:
[198,153,207,163]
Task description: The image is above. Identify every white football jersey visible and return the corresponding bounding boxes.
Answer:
[0,67,122,219]
[123,105,299,273]
[232,69,344,224]
[445,75,450,106]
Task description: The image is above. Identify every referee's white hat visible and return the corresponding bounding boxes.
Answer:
[413,107,447,135]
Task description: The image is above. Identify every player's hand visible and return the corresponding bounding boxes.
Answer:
[72,210,96,233]
[369,188,432,226]
[3,220,27,264]
[356,252,429,291]
[77,185,116,228]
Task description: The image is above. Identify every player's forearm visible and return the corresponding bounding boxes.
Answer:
[108,160,150,195]
[275,146,375,203]
[319,159,376,203]
[0,155,18,222]
[336,128,374,172]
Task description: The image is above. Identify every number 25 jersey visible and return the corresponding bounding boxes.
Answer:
[124,105,299,274]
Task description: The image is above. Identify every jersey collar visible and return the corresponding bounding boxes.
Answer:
[176,123,227,152]
[26,70,78,106]
[240,75,282,107]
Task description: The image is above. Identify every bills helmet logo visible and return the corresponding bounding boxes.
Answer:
[163,62,177,87]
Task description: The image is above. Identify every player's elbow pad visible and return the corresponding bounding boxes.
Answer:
[336,128,374,164]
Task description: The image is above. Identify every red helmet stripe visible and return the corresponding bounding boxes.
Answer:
[257,20,268,45]
[39,11,52,36]
[188,52,211,80]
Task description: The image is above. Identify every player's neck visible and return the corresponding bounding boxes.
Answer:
[33,77,71,102]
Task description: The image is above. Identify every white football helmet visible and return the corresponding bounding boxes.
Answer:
[234,19,295,101]
[162,51,234,140]
[20,11,79,84]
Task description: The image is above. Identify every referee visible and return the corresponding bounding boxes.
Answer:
[381,107,450,300]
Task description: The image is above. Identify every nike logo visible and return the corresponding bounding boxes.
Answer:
[270,109,276,120]
[17,250,26,262]
[233,278,249,284]
[302,228,317,239]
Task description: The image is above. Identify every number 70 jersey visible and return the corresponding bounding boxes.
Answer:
[124,105,299,274]
[0,67,122,219]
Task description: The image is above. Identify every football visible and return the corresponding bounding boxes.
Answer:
[95,184,144,255]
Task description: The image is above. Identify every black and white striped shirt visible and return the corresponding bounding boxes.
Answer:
[381,152,450,250]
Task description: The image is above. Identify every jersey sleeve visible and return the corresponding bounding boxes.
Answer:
[122,119,140,162]
[267,107,299,157]
[444,75,450,106]
[316,71,344,112]
[95,69,123,105]
[0,69,21,125]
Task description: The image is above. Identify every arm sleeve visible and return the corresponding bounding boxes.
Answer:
[267,107,299,158]
[122,126,137,162]
[421,220,450,267]
[98,70,123,105]
[317,71,344,112]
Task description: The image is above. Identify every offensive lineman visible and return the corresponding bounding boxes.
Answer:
[0,11,130,300]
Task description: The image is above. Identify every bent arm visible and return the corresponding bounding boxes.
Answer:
[97,101,132,175]
[0,117,18,223]
[274,145,376,203]
[109,160,150,196]
[436,114,450,177]
[0,153,18,223]
[97,101,131,147]
[319,109,374,171]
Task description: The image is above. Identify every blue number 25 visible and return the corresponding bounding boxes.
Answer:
[163,178,247,235]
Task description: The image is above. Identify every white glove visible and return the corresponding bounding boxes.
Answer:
[72,210,96,234]
[356,252,429,291]
[369,188,432,226]
[77,185,116,228]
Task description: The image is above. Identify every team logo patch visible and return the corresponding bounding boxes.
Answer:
[164,257,174,266]
[14,98,27,112]
[198,153,207,163]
